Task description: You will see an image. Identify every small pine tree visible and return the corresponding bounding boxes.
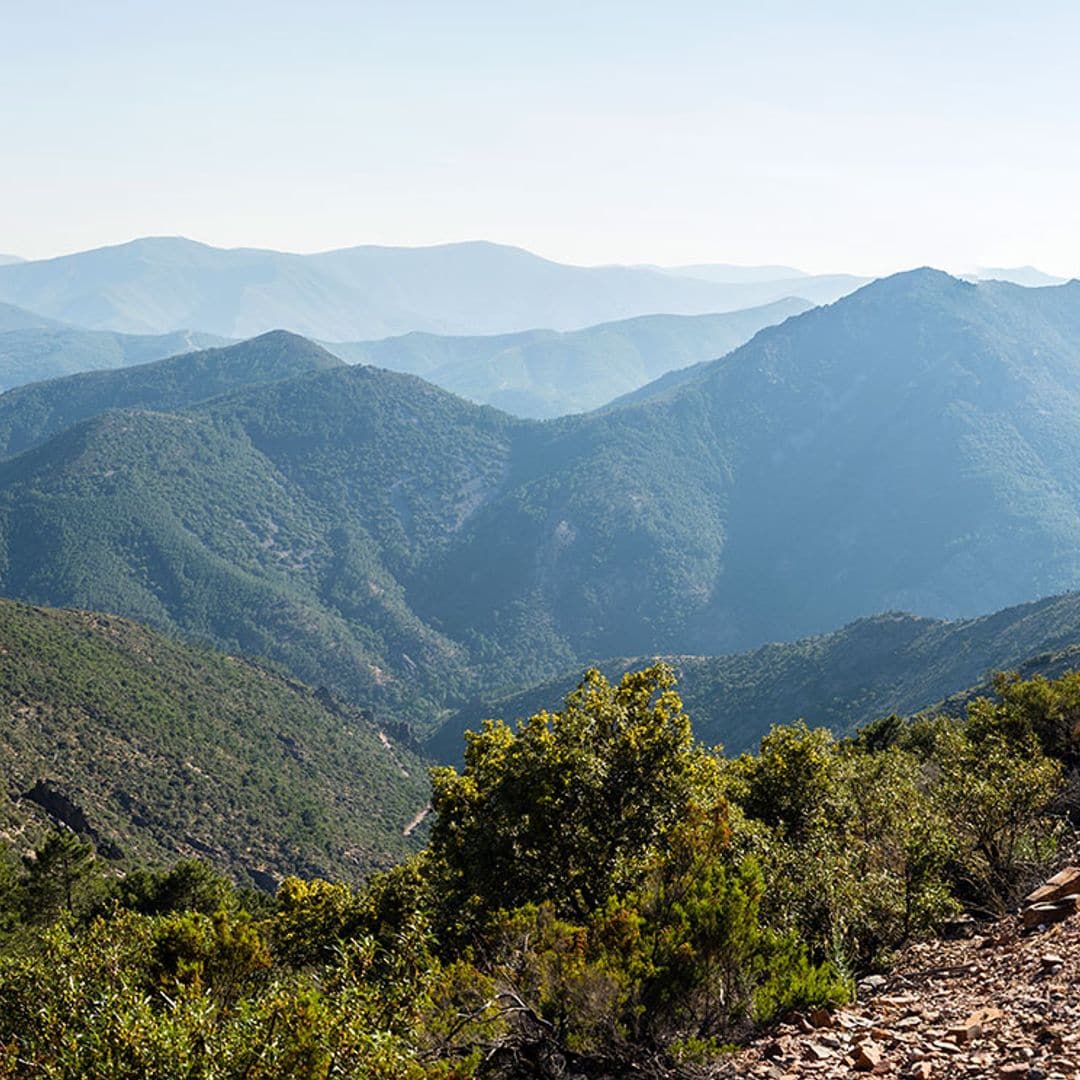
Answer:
[22,830,96,923]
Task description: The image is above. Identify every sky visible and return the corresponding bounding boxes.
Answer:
[1,0,1078,276]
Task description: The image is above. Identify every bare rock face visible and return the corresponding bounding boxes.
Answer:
[1021,867,1080,932]
[21,780,95,837]
[850,1040,882,1071]
[711,866,1080,1079]
[19,780,124,860]
[1024,866,1080,907]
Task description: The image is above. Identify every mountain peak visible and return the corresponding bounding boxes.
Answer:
[0,330,348,459]
[227,329,347,370]
[864,266,964,291]
[821,267,971,311]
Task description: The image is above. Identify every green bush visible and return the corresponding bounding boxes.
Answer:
[1,665,1076,1076]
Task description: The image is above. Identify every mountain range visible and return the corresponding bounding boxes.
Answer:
[0,237,863,340]
[973,266,1070,287]
[1,269,1080,740]
[657,262,808,283]
[0,298,810,419]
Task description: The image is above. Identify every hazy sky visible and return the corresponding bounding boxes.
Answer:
[2,1,1078,275]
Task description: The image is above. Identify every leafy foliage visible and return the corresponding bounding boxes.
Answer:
[429,666,718,922]
[0,664,1075,1076]
[427,667,849,1062]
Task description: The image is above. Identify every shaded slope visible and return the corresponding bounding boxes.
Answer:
[0,599,429,884]
[424,271,1080,668]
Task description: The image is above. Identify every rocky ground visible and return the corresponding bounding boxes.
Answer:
[713,871,1080,1080]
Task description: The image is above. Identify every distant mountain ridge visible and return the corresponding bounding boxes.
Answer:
[974,266,1071,287]
[658,262,809,283]
[0,299,228,390]
[0,301,67,333]
[429,589,1080,759]
[0,296,812,420]
[325,300,812,418]
[0,237,864,340]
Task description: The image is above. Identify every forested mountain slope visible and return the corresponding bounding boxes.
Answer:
[0,330,342,458]
[0,359,519,726]
[421,270,1080,666]
[429,589,1080,759]
[0,599,428,885]
[2,272,1080,724]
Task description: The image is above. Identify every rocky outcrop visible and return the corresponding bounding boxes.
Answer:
[19,780,123,860]
[21,780,95,837]
[714,868,1080,1079]
[1022,868,1080,931]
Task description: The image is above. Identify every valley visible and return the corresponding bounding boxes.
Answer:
[4,269,1080,738]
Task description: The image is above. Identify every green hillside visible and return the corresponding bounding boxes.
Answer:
[0,355,520,725]
[0,330,342,458]
[0,599,429,886]
[325,300,812,418]
[0,404,474,728]
[429,590,1080,759]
